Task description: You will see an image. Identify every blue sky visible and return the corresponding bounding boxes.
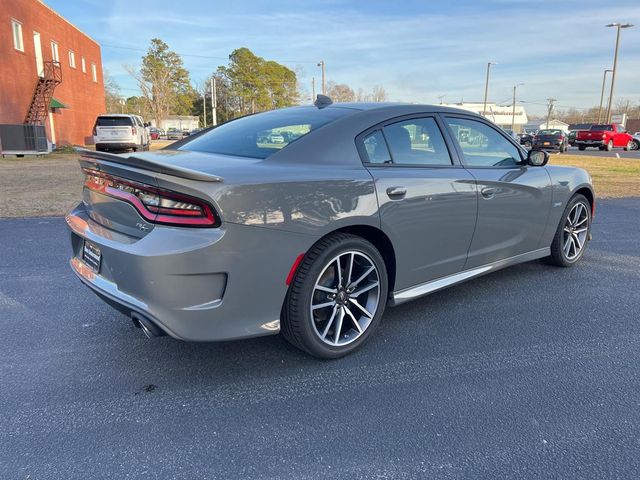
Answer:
[47,0,640,116]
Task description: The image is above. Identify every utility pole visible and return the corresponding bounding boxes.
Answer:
[482,61,496,118]
[210,77,217,126]
[605,23,634,123]
[546,98,556,129]
[511,83,523,132]
[312,77,315,101]
[317,61,326,95]
[202,91,207,127]
[437,95,446,105]
[597,69,613,123]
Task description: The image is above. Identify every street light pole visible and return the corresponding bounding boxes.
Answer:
[482,62,496,118]
[210,77,217,126]
[605,23,633,123]
[597,69,613,123]
[511,83,524,132]
[317,61,326,95]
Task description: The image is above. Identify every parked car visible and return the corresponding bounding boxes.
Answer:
[631,133,640,151]
[93,114,150,152]
[518,132,534,148]
[166,128,183,140]
[149,127,161,140]
[532,129,569,152]
[575,124,634,151]
[68,102,594,359]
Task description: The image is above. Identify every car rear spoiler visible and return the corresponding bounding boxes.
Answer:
[75,148,223,183]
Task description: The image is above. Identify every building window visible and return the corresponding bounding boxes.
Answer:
[11,19,24,52]
[51,41,59,64]
[91,63,97,82]
[69,50,76,68]
[81,57,86,73]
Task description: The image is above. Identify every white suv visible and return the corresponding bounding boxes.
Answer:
[93,114,150,152]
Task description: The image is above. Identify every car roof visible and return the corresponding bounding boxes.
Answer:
[98,113,139,117]
[314,102,484,117]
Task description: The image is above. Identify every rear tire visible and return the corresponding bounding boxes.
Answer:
[281,233,388,359]
[547,194,591,267]
[578,145,586,151]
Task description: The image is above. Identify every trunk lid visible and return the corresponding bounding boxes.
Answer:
[76,149,256,238]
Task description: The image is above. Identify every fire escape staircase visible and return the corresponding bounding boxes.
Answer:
[24,61,62,125]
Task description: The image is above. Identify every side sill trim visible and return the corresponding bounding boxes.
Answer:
[390,247,550,306]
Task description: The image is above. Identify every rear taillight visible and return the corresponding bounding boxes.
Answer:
[132,127,137,136]
[558,136,565,140]
[602,134,607,139]
[82,168,219,227]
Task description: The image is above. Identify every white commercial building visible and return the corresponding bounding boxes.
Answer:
[524,120,570,133]
[441,102,528,132]
[151,115,200,132]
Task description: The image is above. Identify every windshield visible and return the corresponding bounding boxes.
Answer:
[591,125,613,131]
[96,116,133,127]
[538,129,562,135]
[180,107,352,159]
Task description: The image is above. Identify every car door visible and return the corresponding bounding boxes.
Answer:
[441,115,553,268]
[614,124,628,147]
[358,115,477,290]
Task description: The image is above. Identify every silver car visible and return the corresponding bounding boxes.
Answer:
[67,100,594,358]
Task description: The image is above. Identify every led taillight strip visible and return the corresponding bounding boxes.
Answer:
[83,169,219,227]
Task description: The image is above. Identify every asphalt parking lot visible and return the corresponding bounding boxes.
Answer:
[1,198,640,479]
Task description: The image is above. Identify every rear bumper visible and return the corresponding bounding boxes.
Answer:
[533,142,563,150]
[66,202,314,341]
[95,142,137,151]
[575,140,604,147]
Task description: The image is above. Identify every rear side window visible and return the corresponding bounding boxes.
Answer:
[180,107,352,159]
[362,130,391,164]
[382,117,452,166]
[96,116,133,127]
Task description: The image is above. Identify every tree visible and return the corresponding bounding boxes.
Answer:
[215,47,299,117]
[125,38,192,125]
[104,71,123,113]
[327,82,355,103]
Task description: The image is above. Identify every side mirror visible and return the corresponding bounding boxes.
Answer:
[527,149,549,167]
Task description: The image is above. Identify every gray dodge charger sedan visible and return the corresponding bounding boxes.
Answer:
[67,99,594,358]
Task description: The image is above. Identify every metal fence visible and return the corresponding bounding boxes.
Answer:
[0,124,49,154]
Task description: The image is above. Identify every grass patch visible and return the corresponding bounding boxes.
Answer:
[549,154,640,198]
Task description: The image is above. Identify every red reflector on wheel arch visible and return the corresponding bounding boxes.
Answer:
[286,253,305,286]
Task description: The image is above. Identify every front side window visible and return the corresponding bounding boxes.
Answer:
[11,19,24,52]
[445,117,522,167]
[51,41,59,63]
[181,107,351,159]
[68,50,76,68]
[382,117,452,166]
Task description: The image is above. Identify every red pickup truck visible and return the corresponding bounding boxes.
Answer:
[575,124,634,151]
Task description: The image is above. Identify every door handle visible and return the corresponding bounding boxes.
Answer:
[481,187,496,199]
[386,186,407,199]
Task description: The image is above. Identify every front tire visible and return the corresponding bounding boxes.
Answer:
[548,194,591,267]
[282,233,388,359]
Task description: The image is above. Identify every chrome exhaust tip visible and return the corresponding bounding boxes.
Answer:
[131,313,166,338]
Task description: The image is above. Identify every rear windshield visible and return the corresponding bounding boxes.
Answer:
[180,107,352,159]
[590,125,613,131]
[96,116,133,127]
[538,129,562,135]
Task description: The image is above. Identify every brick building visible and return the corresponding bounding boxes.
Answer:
[0,0,105,146]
